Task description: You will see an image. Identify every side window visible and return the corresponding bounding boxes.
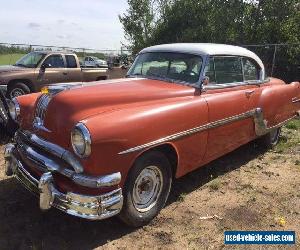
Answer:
[66,55,77,68]
[214,57,243,84]
[43,55,64,68]
[204,57,216,83]
[242,58,259,80]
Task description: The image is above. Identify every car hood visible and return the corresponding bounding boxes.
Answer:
[41,78,195,144]
[0,65,30,73]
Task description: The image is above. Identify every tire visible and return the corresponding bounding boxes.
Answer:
[7,82,31,99]
[119,151,172,227]
[256,127,281,148]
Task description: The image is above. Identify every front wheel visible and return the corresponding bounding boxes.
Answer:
[7,82,31,99]
[119,151,172,227]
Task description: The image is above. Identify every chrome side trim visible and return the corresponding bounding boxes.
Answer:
[254,108,300,136]
[9,156,123,220]
[119,109,257,155]
[119,108,300,155]
[202,79,270,91]
[292,97,300,103]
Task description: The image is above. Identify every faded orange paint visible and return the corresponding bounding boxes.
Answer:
[16,77,300,194]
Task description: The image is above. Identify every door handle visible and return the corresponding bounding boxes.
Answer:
[245,90,255,97]
[63,72,68,75]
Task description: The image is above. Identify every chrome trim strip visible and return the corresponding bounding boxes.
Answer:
[202,79,270,91]
[254,108,300,135]
[119,108,300,155]
[119,109,257,155]
[9,156,123,220]
[292,97,300,103]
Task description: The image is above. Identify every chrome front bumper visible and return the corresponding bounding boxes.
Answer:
[4,144,123,220]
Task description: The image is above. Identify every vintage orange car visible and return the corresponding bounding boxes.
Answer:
[2,43,300,227]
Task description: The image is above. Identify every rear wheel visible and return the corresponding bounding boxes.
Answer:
[7,82,31,99]
[256,127,281,148]
[119,151,172,227]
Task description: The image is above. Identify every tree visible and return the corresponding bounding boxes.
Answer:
[119,0,155,54]
[120,0,300,81]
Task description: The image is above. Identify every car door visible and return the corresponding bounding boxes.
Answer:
[64,54,82,82]
[37,54,68,88]
[202,56,256,162]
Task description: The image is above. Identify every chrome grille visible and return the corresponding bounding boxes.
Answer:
[34,94,51,122]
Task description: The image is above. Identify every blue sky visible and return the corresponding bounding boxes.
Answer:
[0,0,128,50]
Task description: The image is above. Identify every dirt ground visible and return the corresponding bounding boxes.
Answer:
[0,121,299,250]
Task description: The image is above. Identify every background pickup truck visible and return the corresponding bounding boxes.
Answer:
[0,51,109,98]
[81,56,108,68]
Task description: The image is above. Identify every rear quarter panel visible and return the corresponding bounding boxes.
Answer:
[258,79,300,126]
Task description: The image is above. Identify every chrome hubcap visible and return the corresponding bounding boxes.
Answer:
[132,166,163,212]
[11,88,25,98]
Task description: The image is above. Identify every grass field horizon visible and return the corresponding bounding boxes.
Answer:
[0,53,25,65]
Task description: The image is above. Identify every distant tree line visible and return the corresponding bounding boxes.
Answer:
[0,45,30,54]
[119,0,300,82]
[0,45,106,60]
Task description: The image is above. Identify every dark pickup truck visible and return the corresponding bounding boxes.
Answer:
[0,51,109,98]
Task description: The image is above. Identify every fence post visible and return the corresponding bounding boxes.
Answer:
[271,45,277,77]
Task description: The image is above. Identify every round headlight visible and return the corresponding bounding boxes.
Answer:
[7,98,20,122]
[71,123,91,158]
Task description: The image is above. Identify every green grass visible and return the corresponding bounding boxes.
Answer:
[0,53,25,65]
[273,120,300,153]
[285,119,300,130]
[208,179,222,191]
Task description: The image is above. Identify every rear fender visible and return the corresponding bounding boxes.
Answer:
[258,81,300,127]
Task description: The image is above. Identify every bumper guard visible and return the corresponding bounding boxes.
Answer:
[4,144,123,220]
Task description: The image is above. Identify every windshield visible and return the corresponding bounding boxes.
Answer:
[127,52,203,84]
[15,52,46,68]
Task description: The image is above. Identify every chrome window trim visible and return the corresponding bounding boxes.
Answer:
[119,108,300,155]
[202,78,270,91]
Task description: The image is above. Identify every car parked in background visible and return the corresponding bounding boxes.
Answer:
[2,43,300,227]
[0,51,108,98]
[82,56,108,68]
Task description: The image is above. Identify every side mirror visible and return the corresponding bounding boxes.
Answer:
[41,63,51,71]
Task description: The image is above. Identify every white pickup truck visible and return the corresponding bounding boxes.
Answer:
[82,56,108,68]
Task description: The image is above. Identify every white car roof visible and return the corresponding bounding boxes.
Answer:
[140,43,265,78]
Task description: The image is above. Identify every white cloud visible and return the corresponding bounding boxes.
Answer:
[0,0,128,50]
